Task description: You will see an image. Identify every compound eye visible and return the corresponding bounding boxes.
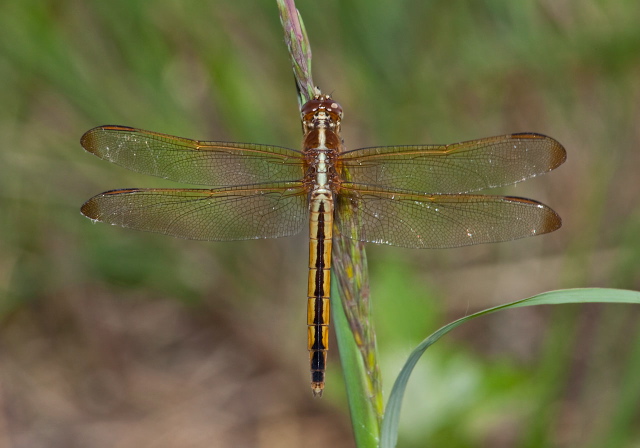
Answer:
[301,98,322,118]
[327,101,343,119]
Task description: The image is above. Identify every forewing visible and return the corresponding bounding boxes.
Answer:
[81,126,304,186]
[336,183,561,249]
[340,133,566,194]
[81,183,307,241]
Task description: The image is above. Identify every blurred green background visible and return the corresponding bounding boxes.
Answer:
[1,0,639,447]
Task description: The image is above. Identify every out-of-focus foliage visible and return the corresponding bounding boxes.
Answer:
[0,0,639,447]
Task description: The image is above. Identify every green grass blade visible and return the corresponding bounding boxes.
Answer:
[333,276,380,448]
[380,288,640,448]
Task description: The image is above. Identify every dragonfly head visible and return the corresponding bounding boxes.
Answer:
[301,95,343,133]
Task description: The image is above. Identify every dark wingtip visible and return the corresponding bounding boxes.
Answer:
[511,132,567,171]
[80,125,137,153]
[80,127,99,153]
[547,136,567,170]
[535,201,563,235]
[546,208,563,233]
[80,188,140,221]
[502,196,563,236]
[80,197,99,220]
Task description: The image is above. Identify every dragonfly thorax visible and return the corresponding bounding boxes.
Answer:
[302,96,343,192]
[303,142,341,191]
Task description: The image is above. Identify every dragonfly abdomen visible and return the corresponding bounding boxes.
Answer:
[307,191,333,397]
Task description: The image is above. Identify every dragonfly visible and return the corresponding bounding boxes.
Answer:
[80,94,566,396]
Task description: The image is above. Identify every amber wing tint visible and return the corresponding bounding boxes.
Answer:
[81,126,304,187]
[81,184,307,241]
[336,185,561,249]
[341,133,566,194]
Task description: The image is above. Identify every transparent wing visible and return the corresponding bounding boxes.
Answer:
[340,133,566,194]
[81,183,307,241]
[336,183,561,249]
[81,126,304,186]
